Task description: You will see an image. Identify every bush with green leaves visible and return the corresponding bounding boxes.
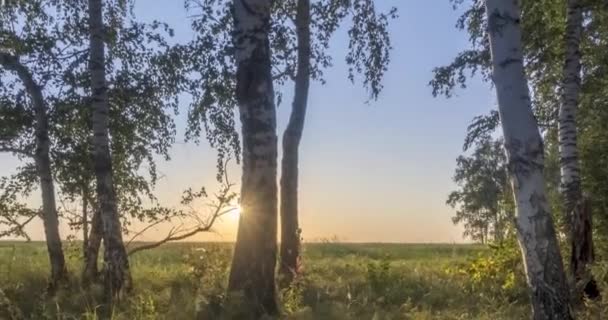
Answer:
[445,240,527,302]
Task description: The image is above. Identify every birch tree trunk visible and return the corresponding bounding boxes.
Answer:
[0,53,67,292]
[484,1,573,318]
[558,0,598,299]
[88,0,131,298]
[82,208,102,285]
[279,0,311,286]
[227,0,279,316]
[33,84,68,293]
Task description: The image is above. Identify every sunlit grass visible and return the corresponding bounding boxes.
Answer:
[2,241,600,319]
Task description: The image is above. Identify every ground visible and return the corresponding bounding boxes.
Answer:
[0,241,605,319]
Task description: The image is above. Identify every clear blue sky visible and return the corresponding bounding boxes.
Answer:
[0,0,495,242]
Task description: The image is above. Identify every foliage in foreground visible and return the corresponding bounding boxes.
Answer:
[1,242,608,319]
[0,242,516,319]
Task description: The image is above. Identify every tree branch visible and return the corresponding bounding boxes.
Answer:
[0,52,43,103]
[0,52,47,160]
[0,146,33,158]
[272,67,293,81]
[0,214,36,241]
[125,219,165,248]
[127,160,238,256]
[127,207,235,256]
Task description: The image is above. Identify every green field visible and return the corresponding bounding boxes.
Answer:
[0,241,599,319]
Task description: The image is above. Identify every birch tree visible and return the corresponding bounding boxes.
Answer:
[183,0,395,287]
[558,0,597,298]
[484,0,573,318]
[447,137,512,245]
[87,0,131,297]
[2,0,189,291]
[278,0,311,285]
[55,18,185,285]
[278,0,396,285]
[432,0,606,301]
[0,53,67,292]
[0,1,69,291]
[227,0,279,315]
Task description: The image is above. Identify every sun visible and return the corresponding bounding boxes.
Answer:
[227,204,241,221]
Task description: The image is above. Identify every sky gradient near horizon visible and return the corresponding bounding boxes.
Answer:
[0,0,495,243]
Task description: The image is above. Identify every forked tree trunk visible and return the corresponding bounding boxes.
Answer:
[227,0,279,316]
[484,1,573,319]
[558,0,598,300]
[88,0,131,298]
[280,0,311,286]
[82,208,102,285]
[0,53,67,292]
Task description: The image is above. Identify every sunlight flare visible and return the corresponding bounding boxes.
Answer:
[227,204,242,221]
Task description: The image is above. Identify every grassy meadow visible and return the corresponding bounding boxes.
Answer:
[0,241,606,319]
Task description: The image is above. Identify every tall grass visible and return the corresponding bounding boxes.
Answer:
[0,241,602,319]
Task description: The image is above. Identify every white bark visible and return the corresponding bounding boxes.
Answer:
[558,0,597,299]
[559,0,583,226]
[233,0,271,64]
[484,1,573,318]
[88,0,131,298]
[0,53,67,290]
[228,0,279,316]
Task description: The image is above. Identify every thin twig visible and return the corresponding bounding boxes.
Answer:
[127,159,238,256]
